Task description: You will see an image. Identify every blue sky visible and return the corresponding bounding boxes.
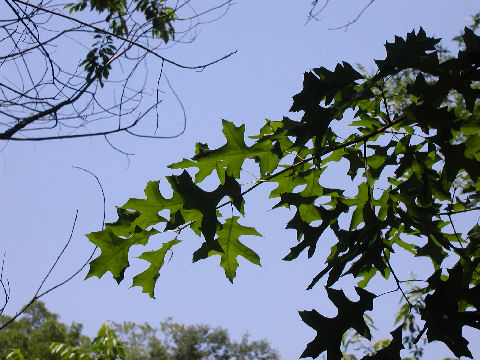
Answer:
[1,1,479,358]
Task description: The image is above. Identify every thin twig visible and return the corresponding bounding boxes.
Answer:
[439,206,480,216]
[0,167,106,331]
[0,211,79,330]
[34,211,79,297]
[363,140,373,209]
[0,253,10,315]
[307,0,330,22]
[73,166,106,229]
[448,213,465,250]
[383,248,411,310]
[126,73,187,139]
[329,0,376,30]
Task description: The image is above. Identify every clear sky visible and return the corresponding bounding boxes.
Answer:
[1,1,479,359]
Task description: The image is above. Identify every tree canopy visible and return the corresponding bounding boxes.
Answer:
[87,15,480,360]
[2,301,278,360]
[110,319,279,360]
[0,302,85,360]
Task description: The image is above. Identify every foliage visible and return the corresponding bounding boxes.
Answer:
[111,319,280,360]
[0,302,85,360]
[337,277,470,360]
[333,279,427,360]
[50,323,125,360]
[65,0,176,86]
[4,302,278,360]
[88,17,480,360]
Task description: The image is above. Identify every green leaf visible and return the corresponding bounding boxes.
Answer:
[169,120,279,183]
[343,147,364,180]
[309,207,388,289]
[283,200,349,262]
[120,180,182,232]
[345,182,370,230]
[442,143,480,184]
[420,265,478,358]
[361,326,403,360]
[6,350,24,360]
[291,62,363,112]
[375,28,441,75]
[208,216,262,282]
[268,164,316,199]
[86,227,158,283]
[131,238,181,298]
[169,171,243,243]
[299,287,375,359]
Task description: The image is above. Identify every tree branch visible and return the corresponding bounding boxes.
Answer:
[11,0,237,71]
[0,167,106,331]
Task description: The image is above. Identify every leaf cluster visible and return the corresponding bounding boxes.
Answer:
[66,0,175,39]
[66,0,176,85]
[87,24,480,359]
[51,323,125,360]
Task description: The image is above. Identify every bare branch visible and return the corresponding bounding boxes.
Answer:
[14,0,236,71]
[307,0,377,29]
[0,166,107,330]
[328,0,376,30]
[0,211,80,330]
[0,0,236,148]
[0,254,10,316]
